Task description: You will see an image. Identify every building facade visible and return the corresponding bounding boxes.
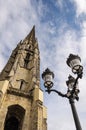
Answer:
[0,26,47,130]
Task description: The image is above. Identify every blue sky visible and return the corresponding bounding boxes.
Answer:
[0,0,86,130]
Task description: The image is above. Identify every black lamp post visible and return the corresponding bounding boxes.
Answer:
[42,54,83,130]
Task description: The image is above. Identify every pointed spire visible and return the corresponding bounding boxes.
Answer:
[24,25,35,42]
[0,26,38,81]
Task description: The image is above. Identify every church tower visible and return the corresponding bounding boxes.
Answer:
[0,26,47,130]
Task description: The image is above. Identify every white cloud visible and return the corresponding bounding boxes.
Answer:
[0,0,42,70]
[72,0,86,16]
[55,0,86,17]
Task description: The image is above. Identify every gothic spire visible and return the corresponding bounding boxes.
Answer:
[24,25,35,42]
[0,26,39,84]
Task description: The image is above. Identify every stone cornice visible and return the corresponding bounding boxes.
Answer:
[7,87,32,98]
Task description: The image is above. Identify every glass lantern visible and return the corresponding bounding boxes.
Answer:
[66,54,83,74]
[42,68,54,89]
[66,75,79,93]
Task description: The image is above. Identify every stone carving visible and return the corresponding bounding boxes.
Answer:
[16,79,28,90]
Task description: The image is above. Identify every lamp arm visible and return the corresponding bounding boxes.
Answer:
[45,89,67,98]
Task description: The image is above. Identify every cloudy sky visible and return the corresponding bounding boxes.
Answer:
[0,0,86,130]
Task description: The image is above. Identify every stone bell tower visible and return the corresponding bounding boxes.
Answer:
[0,26,47,130]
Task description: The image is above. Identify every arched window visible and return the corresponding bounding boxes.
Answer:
[4,104,25,130]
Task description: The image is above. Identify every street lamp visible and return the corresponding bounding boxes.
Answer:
[66,54,83,76]
[66,75,79,100]
[42,68,54,89]
[42,54,83,130]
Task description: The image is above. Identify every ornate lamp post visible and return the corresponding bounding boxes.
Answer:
[42,54,83,130]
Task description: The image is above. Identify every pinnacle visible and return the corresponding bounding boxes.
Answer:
[24,25,35,42]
